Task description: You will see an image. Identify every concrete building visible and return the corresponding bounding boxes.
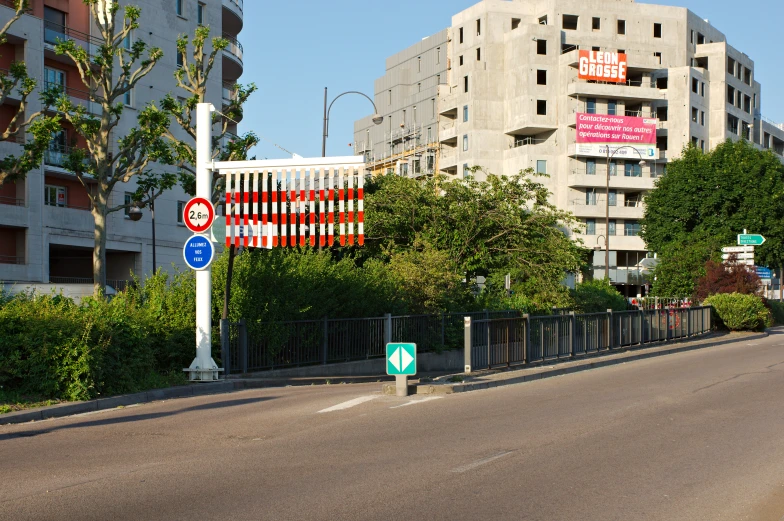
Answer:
[0,0,244,289]
[355,0,784,296]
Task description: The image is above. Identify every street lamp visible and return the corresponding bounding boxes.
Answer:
[130,190,157,273]
[604,146,647,281]
[322,87,383,157]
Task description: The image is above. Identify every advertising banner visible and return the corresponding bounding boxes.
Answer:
[575,113,657,159]
[578,50,628,83]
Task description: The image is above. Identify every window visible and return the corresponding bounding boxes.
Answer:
[608,190,617,207]
[44,6,65,44]
[417,83,421,92]
[692,107,698,123]
[459,27,464,44]
[45,185,66,207]
[463,134,468,151]
[44,67,65,90]
[536,160,547,174]
[536,100,546,115]
[437,47,441,64]
[563,14,578,30]
[177,201,186,225]
[413,160,421,174]
[388,89,392,105]
[417,56,421,72]
[727,57,736,75]
[431,98,435,117]
[700,139,705,152]
[459,55,464,66]
[123,31,132,50]
[609,161,618,176]
[400,163,409,176]
[436,74,441,85]
[463,163,469,178]
[586,98,596,114]
[197,2,205,24]
[538,15,548,25]
[426,155,434,172]
[608,100,617,116]
[536,39,547,55]
[697,32,705,44]
[427,127,432,143]
[690,30,694,44]
[177,50,184,68]
[512,18,521,30]
[123,83,133,106]
[537,69,546,85]
[463,105,469,122]
[700,82,705,96]
[653,23,662,38]
[617,19,626,35]
[124,192,134,217]
[692,78,698,94]
[592,17,601,31]
[586,219,596,235]
[700,111,705,126]
[464,76,468,93]
[625,222,641,236]
[413,105,417,124]
[592,46,600,52]
[727,85,735,105]
[586,159,596,175]
[608,220,616,236]
[624,162,642,177]
[586,190,597,205]
[176,0,183,16]
[653,52,662,64]
[476,48,481,61]
[477,19,481,36]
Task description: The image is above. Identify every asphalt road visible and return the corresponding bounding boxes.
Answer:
[3,331,784,521]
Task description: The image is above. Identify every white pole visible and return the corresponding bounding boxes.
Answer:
[188,103,219,381]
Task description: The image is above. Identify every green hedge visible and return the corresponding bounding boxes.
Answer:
[704,293,771,331]
[769,301,784,326]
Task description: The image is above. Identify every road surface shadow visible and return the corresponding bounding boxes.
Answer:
[0,396,276,440]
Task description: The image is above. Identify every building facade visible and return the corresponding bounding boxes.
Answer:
[0,0,244,288]
[355,0,784,296]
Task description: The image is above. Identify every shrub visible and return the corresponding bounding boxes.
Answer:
[694,259,761,301]
[571,279,627,314]
[768,301,784,326]
[704,293,771,331]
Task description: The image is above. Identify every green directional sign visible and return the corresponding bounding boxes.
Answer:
[386,343,417,376]
[738,234,766,246]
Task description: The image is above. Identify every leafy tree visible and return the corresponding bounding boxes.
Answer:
[0,0,60,186]
[52,2,175,297]
[693,257,761,301]
[642,141,784,297]
[571,279,628,313]
[364,169,586,308]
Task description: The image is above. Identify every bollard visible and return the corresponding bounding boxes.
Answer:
[464,316,472,373]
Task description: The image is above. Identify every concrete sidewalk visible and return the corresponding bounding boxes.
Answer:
[385,330,769,395]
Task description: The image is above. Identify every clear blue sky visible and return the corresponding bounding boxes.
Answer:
[239,0,784,160]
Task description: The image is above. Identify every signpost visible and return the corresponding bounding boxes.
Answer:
[756,267,773,279]
[183,234,215,271]
[738,234,765,246]
[386,343,416,397]
[183,197,215,234]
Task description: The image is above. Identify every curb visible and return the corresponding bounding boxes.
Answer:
[387,331,769,395]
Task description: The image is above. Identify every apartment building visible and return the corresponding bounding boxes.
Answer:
[0,0,244,289]
[355,0,784,296]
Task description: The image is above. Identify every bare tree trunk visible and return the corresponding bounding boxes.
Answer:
[92,196,108,298]
[222,244,236,320]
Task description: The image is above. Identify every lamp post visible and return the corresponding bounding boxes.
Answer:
[129,188,157,273]
[322,87,383,157]
[604,145,647,281]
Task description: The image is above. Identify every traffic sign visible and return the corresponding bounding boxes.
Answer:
[386,343,417,376]
[722,252,755,261]
[738,234,766,246]
[722,246,755,254]
[756,267,773,279]
[183,234,215,271]
[183,197,215,233]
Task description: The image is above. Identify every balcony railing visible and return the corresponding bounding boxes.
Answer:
[0,255,24,265]
[512,137,547,148]
[223,0,243,12]
[0,196,24,206]
[222,82,237,102]
[44,143,92,170]
[44,21,102,56]
[222,34,243,63]
[45,82,103,114]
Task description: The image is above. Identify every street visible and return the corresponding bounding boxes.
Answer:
[2,331,784,520]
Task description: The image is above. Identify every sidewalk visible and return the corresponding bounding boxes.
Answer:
[384,330,769,395]
[1,329,768,425]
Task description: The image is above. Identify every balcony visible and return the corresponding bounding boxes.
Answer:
[567,171,656,190]
[568,199,645,219]
[439,150,458,172]
[44,144,93,177]
[572,232,647,252]
[0,197,27,228]
[222,34,243,81]
[438,84,458,118]
[45,83,103,115]
[44,22,102,59]
[568,80,665,103]
[44,203,94,233]
[222,0,243,36]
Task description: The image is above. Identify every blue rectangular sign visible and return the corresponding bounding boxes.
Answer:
[755,267,772,279]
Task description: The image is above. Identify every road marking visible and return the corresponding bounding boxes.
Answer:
[451,451,515,473]
[317,395,378,414]
[390,396,444,409]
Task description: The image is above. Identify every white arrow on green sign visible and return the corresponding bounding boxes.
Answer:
[386,343,417,376]
[737,234,766,246]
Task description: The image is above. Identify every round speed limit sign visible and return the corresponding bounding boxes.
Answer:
[183,197,215,233]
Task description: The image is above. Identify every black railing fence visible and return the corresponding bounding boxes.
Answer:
[464,307,712,371]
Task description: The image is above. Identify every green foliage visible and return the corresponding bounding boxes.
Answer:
[643,141,784,296]
[571,279,628,313]
[769,301,784,326]
[704,293,771,331]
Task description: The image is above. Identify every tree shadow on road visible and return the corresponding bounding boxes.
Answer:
[0,396,276,441]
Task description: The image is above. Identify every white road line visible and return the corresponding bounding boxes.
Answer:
[317,395,379,414]
[451,451,515,474]
[390,396,444,409]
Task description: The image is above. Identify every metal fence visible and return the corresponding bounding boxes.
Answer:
[465,307,712,371]
[223,310,520,374]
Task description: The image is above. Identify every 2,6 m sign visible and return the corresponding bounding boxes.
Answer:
[183,234,215,271]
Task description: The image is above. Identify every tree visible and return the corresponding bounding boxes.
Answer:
[0,0,60,186]
[364,169,586,309]
[642,140,784,298]
[52,1,175,298]
[159,25,259,321]
[693,257,761,301]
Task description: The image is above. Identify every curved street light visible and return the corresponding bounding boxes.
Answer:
[322,88,383,157]
[604,145,647,281]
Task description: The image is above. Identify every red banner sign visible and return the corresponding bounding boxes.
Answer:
[578,50,628,83]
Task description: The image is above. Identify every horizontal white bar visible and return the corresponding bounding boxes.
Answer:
[213,156,365,172]
[721,246,754,253]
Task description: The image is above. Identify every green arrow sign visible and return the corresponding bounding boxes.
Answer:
[738,234,766,246]
[386,343,417,376]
